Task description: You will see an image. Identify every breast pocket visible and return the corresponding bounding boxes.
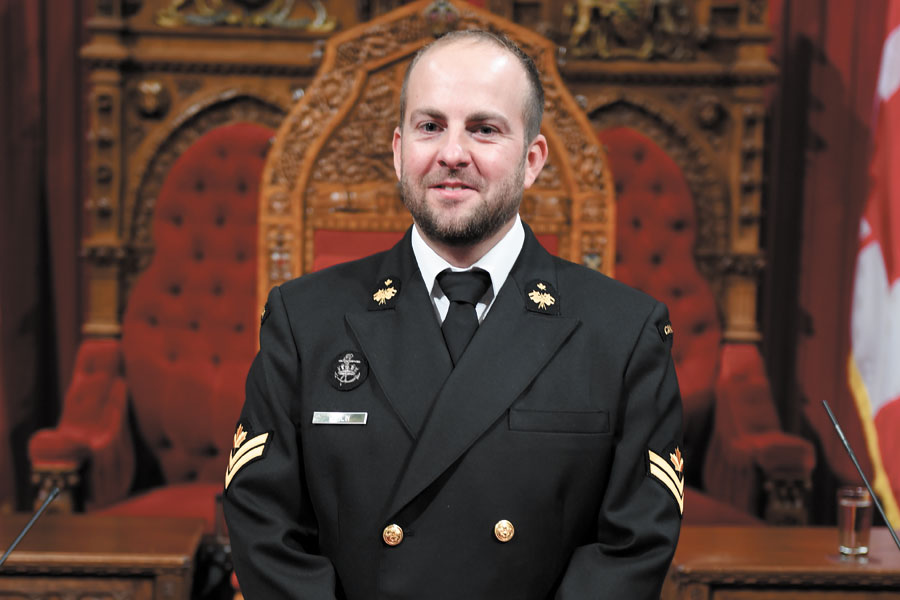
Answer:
[508,408,610,434]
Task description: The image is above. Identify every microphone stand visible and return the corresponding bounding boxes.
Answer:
[0,486,60,568]
[823,400,900,553]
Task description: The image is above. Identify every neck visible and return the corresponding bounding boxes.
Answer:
[420,218,516,268]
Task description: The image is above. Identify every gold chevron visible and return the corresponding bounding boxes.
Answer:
[225,432,269,489]
[648,449,684,515]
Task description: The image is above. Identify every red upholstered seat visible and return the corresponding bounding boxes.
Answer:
[705,344,816,519]
[599,126,815,524]
[29,122,273,531]
[603,126,720,475]
[120,123,265,494]
[28,339,133,509]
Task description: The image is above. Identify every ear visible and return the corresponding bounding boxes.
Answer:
[522,134,548,189]
[392,127,403,181]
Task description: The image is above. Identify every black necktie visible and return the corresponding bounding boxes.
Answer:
[437,268,491,366]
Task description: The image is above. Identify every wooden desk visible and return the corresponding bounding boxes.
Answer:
[0,514,205,600]
[663,526,900,599]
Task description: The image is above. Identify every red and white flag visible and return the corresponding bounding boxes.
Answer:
[849,0,900,530]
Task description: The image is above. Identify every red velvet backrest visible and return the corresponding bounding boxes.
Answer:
[59,338,125,428]
[121,123,273,485]
[598,127,721,425]
[715,343,780,434]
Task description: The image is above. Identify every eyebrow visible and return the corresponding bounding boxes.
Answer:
[409,107,446,123]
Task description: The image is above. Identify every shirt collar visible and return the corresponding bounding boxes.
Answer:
[411,214,524,299]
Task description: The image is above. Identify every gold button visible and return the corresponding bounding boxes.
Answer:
[494,519,515,543]
[383,524,404,546]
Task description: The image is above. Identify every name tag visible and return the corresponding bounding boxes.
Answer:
[312,411,368,425]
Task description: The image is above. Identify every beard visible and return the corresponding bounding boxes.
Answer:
[400,160,525,247]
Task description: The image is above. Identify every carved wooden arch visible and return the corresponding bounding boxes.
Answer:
[587,95,731,300]
[259,0,615,310]
[123,94,285,309]
[584,86,765,342]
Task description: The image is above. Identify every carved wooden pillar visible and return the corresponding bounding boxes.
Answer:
[82,7,127,337]
[722,97,767,343]
[719,0,774,344]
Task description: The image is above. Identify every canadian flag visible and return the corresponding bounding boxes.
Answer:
[849,0,900,529]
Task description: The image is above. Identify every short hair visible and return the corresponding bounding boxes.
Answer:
[398,30,545,143]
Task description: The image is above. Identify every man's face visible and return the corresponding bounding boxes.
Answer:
[393,41,547,247]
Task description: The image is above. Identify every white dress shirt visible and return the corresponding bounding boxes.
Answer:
[411,215,525,324]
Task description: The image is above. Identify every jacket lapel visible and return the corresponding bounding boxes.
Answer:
[345,230,452,438]
[384,226,581,519]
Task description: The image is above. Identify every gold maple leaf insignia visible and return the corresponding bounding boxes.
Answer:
[670,447,684,473]
[373,285,398,305]
[528,285,555,310]
[233,424,248,450]
[384,279,392,286]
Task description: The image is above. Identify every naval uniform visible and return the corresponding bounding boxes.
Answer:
[223,220,684,599]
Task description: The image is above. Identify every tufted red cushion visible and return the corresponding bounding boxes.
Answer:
[29,339,135,507]
[714,343,815,470]
[121,123,273,492]
[599,127,720,456]
[30,339,124,457]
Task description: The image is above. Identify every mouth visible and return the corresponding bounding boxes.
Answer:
[430,181,477,192]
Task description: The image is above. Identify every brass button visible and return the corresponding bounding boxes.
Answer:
[494,519,515,543]
[383,523,404,546]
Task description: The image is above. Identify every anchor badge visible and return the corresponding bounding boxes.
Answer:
[334,353,362,385]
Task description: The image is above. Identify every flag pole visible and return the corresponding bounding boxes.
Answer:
[823,400,900,553]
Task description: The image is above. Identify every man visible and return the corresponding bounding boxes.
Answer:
[224,30,683,599]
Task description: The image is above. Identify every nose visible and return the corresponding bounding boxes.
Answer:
[436,127,470,169]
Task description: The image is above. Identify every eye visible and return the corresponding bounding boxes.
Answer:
[474,125,497,135]
[421,122,441,133]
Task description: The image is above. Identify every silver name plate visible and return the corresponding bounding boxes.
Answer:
[312,411,368,425]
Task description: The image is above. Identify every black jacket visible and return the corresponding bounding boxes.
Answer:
[224,224,683,599]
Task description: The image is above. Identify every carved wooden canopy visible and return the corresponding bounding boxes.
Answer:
[77,0,775,345]
[258,0,615,309]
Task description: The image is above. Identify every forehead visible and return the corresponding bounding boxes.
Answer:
[404,40,529,125]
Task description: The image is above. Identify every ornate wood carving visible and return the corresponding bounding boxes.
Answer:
[77,0,774,346]
[120,95,285,313]
[565,0,698,60]
[130,95,283,252]
[310,69,397,186]
[30,464,83,513]
[588,95,728,256]
[155,0,338,31]
[260,0,615,308]
[763,472,812,525]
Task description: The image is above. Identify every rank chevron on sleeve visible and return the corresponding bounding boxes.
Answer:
[648,449,684,515]
[225,431,270,489]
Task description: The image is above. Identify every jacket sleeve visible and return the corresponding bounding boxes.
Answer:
[223,286,338,599]
[555,301,683,599]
